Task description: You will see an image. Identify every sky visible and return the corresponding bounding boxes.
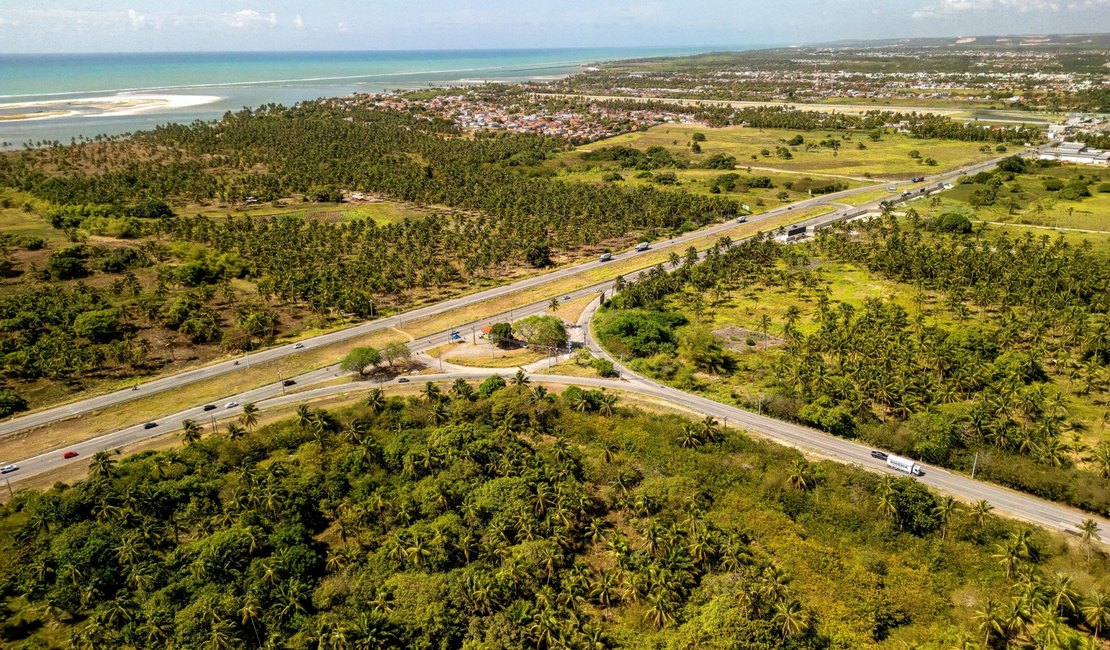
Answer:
[0,0,1107,53]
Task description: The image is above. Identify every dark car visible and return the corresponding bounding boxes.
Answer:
[282,379,296,387]
[203,404,217,411]
[63,451,79,459]
[870,450,887,460]
[143,422,158,430]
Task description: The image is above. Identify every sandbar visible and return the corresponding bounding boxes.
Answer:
[0,93,222,122]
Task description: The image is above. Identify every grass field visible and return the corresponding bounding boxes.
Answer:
[554,165,866,212]
[915,164,1110,232]
[558,123,998,180]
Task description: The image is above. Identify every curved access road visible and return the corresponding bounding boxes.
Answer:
[0,150,1020,441]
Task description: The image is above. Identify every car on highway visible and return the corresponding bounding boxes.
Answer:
[736,216,748,223]
[397,377,410,383]
[870,450,887,460]
[63,451,79,459]
[143,422,158,429]
[293,342,305,349]
[1,464,18,474]
[225,401,239,409]
[635,242,650,252]
[203,404,216,411]
[282,379,296,387]
[598,252,612,262]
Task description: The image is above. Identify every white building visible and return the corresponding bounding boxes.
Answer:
[1037,142,1110,166]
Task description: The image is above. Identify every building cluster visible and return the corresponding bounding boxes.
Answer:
[1047,114,1110,140]
[350,92,703,142]
[1037,141,1110,165]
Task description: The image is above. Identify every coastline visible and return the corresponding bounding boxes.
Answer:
[0,93,223,123]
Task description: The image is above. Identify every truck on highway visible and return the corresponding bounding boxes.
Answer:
[886,454,923,476]
[635,241,650,252]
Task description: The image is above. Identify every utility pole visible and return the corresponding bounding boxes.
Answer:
[971,452,979,479]
[4,477,11,497]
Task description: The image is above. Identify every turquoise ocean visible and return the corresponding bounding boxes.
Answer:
[0,47,723,148]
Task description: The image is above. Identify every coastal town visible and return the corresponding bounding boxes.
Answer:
[350,90,704,142]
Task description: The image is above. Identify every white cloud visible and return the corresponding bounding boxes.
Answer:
[292,14,304,29]
[224,9,277,29]
[913,0,1105,17]
[336,21,351,33]
[127,9,147,30]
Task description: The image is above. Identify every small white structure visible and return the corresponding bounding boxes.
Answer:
[1037,142,1110,166]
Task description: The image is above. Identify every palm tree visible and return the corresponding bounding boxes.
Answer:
[548,297,560,313]
[786,460,814,491]
[512,368,530,386]
[772,599,810,640]
[181,419,202,445]
[225,423,246,440]
[239,402,259,431]
[971,499,994,530]
[1079,518,1100,563]
[431,401,451,426]
[422,382,441,403]
[597,390,617,416]
[1081,592,1110,639]
[698,416,722,443]
[678,424,703,449]
[89,450,117,479]
[933,495,958,540]
[366,387,387,414]
[450,378,473,401]
[974,600,1005,648]
[295,404,314,430]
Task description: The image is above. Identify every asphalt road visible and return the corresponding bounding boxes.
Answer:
[14,363,1104,545]
[573,296,1109,543]
[12,149,1093,547]
[0,151,1015,441]
[0,179,880,439]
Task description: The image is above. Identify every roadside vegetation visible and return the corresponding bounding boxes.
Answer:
[595,215,1109,515]
[910,157,1110,232]
[1,387,1107,648]
[557,124,1000,180]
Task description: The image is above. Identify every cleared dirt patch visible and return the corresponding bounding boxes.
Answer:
[713,325,784,352]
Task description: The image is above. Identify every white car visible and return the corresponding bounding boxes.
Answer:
[293,343,305,349]
[1,464,18,474]
[225,401,239,409]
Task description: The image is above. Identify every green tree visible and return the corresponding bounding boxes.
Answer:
[341,347,382,376]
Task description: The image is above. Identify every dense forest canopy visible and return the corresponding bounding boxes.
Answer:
[1,385,1107,648]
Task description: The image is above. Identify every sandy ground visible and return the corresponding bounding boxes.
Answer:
[0,93,222,122]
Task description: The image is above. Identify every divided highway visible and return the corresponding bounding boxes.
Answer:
[0,151,1014,440]
[10,149,1093,549]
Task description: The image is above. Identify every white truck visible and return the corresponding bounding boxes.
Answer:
[886,454,923,476]
[635,242,650,252]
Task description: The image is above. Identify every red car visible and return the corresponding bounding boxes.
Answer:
[63,451,79,459]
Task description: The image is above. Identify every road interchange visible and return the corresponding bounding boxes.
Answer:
[8,148,1102,545]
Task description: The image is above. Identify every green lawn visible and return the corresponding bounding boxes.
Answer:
[560,123,999,180]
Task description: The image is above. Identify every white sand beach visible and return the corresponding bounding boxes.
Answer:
[0,93,222,122]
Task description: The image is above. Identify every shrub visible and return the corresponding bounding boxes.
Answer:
[0,387,28,418]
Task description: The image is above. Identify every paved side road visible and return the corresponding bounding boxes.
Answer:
[0,151,1017,440]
